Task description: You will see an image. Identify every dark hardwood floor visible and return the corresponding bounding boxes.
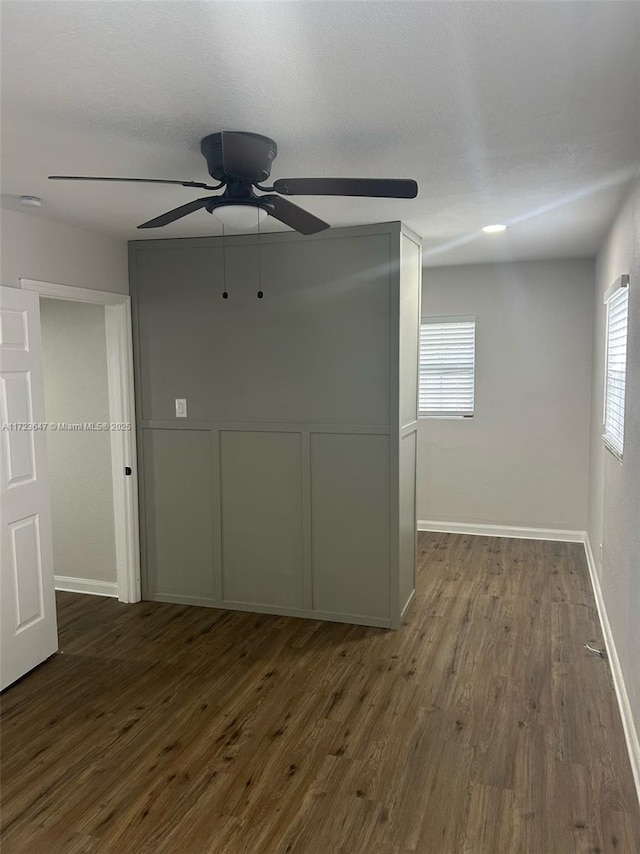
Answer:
[2,533,639,853]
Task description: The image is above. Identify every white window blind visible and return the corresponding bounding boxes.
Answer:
[603,281,629,458]
[419,318,475,416]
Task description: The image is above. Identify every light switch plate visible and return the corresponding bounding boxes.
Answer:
[175,398,187,418]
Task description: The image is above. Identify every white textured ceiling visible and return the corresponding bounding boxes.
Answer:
[2,1,639,266]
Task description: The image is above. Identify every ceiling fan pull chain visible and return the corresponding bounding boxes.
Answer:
[221,223,229,299]
[257,209,264,299]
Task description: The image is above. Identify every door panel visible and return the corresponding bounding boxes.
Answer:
[1,370,37,486]
[9,514,45,630]
[0,306,29,349]
[1,286,58,691]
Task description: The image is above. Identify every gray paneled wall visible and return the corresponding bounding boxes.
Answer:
[220,431,304,608]
[310,433,390,619]
[130,224,421,628]
[142,429,215,600]
[134,235,392,424]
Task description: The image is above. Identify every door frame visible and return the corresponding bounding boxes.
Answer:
[19,278,141,603]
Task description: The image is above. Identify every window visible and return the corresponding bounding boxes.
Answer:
[419,317,475,417]
[603,276,629,459]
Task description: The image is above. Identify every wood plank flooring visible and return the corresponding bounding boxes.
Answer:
[2,533,639,853]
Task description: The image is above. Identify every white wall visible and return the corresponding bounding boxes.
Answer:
[0,209,128,293]
[588,178,640,750]
[417,258,594,531]
[0,208,127,587]
[40,299,117,584]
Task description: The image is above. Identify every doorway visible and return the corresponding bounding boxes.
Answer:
[41,297,116,595]
[20,278,140,603]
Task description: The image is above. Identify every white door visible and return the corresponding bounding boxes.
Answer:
[1,286,58,691]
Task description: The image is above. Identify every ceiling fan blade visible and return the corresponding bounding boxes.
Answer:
[220,131,276,182]
[49,175,224,191]
[262,195,330,235]
[137,197,216,229]
[273,178,418,199]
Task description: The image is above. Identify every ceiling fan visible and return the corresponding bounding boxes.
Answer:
[49,131,418,235]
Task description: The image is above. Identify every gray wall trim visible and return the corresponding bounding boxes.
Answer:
[400,588,416,620]
[144,593,392,629]
[129,221,405,254]
[388,230,401,629]
[399,222,423,247]
[301,431,313,611]
[210,429,223,601]
[140,420,392,433]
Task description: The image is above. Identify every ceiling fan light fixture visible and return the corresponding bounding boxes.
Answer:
[212,204,268,230]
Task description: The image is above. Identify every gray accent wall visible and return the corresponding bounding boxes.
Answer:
[134,237,392,425]
[130,223,421,628]
[220,430,304,608]
[310,433,390,620]
[142,428,215,600]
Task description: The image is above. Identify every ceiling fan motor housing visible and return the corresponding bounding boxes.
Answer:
[200,132,278,183]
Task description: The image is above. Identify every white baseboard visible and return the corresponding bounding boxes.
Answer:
[417,520,586,543]
[54,575,118,598]
[583,535,640,806]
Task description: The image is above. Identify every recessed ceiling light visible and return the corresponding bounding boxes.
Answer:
[20,195,43,208]
[481,223,507,234]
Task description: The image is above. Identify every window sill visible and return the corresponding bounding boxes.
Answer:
[419,415,474,421]
[602,433,623,462]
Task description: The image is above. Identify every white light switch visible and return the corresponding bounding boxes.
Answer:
[175,398,188,418]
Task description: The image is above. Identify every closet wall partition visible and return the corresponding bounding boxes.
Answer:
[130,222,421,628]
